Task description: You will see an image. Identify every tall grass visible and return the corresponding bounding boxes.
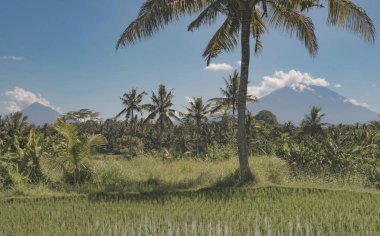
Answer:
[4,154,370,196]
[86,155,290,193]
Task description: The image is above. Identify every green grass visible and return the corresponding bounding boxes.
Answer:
[1,155,374,198]
[70,155,294,193]
[1,155,378,235]
[0,187,379,235]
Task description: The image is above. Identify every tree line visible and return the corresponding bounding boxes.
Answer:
[0,70,379,189]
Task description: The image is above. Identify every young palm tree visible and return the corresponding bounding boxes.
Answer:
[4,112,29,152]
[183,97,213,154]
[49,118,107,184]
[209,70,257,117]
[116,88,147,124]
[117,0,374,176]
[301,106,326,135]
[144,84,179,148]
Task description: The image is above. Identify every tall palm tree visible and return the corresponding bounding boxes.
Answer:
[0,115,5,154]
[209,70,257,117]
[301,106,326,135]
[116,88,147,124]
[144,84,179,148]
[183,97,213,154]
[117,0,375,176]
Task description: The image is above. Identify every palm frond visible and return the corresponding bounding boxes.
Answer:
[327,0,375,43]
[276,0,324,12]
[252,9,267,55]
[86,134,107,153]
[117,0,206,48]
[144,111,158,123]
[202,12,240,64]
[115,108,127,119]
[188,0,225,31]
[268,2,318,56]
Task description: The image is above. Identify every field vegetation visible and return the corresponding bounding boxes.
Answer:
[1,91,380,233]
[2,75,379,193]
[1,186,379,235]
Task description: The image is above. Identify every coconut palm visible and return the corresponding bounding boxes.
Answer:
[144,84,179,148]
[116,88,147,124]
[183,97,213,154]
[301,106,326,135]
[209,70,257,117]
[117,0,375,176]
[0,115,5,154]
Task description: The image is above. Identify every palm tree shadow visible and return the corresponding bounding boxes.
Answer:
[88,169,256,202]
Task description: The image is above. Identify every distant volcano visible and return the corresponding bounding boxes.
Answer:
[22,102,61,126]
[247,85,379,124]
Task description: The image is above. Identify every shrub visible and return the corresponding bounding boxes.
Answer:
[365,165,380,189]
[204,142,237,160]
[0,162,13,190]
[63,167,92,185]
[250,156,290,185]
[116,135,144,158]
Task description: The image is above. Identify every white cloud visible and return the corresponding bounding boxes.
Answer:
[204,63,234,71]
[5,87,62,113]
[0,56,25,61]
[236,60,242,66]
[6,101,21,113]
[344,98,369,109]
[248,70,330,98]
[334,84,342,88]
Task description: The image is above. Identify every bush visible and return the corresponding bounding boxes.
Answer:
[0,163,13,190]
[116,135,144,158]
[250,156,290,185]
[366,165,380,189]
[63,168,92,185]
[204,142,237,160]
[92,160,128,191]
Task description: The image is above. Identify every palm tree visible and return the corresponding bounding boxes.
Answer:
[301,106,326,135]
[116,88,147,124]
[117,0,375,176]
[4,112,29,152]
[49,118,107,184]
[0,115,5,154]
[144,84,179,148]
[183,97,213,154]
[209,70,257,117]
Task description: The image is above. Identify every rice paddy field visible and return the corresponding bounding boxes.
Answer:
[1,187,379,236]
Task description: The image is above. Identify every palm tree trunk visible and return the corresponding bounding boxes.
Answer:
[237,8,252,176]
[196,120,200,155]
[131,109,135,135]
[159,118,164,150]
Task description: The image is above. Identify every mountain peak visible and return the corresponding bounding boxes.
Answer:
[22,103,61,126]
[248,86,378,124]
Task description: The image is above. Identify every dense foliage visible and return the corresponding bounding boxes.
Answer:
[0,80,379,189]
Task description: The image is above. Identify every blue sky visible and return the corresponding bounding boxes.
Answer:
[0,0,379,118]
